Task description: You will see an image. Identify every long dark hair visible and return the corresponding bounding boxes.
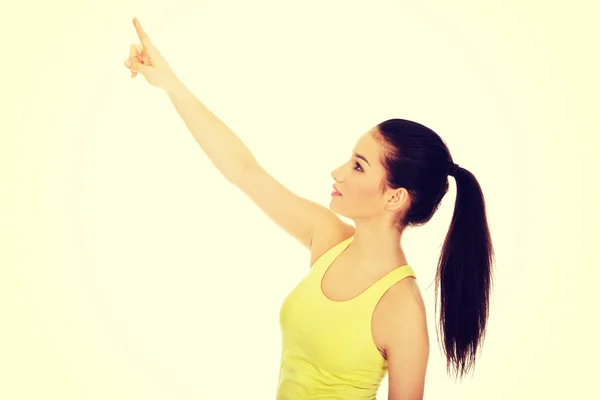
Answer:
[375,118,495,381]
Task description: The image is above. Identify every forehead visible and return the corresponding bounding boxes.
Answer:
[354,130,383,162]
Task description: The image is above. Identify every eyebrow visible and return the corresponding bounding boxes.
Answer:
[354,153,371,166]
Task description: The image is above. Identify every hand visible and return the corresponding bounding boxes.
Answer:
[124,17,179,91]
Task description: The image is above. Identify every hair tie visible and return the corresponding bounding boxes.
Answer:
[449,163,460,177]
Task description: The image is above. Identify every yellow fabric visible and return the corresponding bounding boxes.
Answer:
[276,235,417,399]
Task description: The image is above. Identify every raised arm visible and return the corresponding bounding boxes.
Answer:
[125,17,350,251]
[165,80,255,183]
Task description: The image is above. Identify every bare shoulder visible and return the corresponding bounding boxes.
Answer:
[377,277,428,348]
[379,277,429,398]
[386,275,424,309]
[309,215,355,268]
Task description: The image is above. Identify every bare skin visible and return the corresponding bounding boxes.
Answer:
[124,16,427,366]
[310,223,426,360]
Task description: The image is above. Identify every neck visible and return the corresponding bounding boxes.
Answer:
[346,219,407,272]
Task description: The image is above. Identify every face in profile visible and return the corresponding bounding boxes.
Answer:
[330,128,393,220]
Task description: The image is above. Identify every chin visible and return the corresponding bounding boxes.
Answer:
[328,202,345,216]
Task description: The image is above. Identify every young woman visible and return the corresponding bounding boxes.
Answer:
[124,17,495,400]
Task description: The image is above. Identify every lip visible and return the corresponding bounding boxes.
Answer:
[332,185,342,195]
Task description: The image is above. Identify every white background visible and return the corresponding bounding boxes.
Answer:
[1,0,597,398]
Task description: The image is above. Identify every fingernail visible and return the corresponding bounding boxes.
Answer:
[125,59,131,67]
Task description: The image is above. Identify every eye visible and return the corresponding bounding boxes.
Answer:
[354,161,363,172]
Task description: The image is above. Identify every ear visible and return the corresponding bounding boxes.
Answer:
[385,188,409,212]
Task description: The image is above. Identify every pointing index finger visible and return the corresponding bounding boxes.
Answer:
[133,17,152,48]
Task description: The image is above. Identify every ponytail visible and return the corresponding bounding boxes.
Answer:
[435,166,495,380]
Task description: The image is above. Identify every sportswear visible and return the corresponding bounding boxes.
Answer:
[276,235,417,399]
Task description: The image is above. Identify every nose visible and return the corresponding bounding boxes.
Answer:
[331,165,343,182]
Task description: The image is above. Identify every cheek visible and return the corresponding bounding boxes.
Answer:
[351,184,380,203]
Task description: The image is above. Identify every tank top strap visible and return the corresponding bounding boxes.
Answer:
[360,265,417,306]
[310,235,354,271]
[311,235,417,305]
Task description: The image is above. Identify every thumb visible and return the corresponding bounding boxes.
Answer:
[124,58,148,75]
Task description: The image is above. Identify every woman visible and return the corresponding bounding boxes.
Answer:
[124,17,495,400]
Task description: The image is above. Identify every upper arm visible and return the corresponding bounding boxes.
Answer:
[385,296,430,400]
[235,162,342,250]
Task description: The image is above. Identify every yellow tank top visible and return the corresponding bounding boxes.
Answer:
[277,235,417,399]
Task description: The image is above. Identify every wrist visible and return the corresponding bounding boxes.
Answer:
[164,76,184,95]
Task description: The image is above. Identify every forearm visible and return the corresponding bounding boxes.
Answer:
[165,79,257,183]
